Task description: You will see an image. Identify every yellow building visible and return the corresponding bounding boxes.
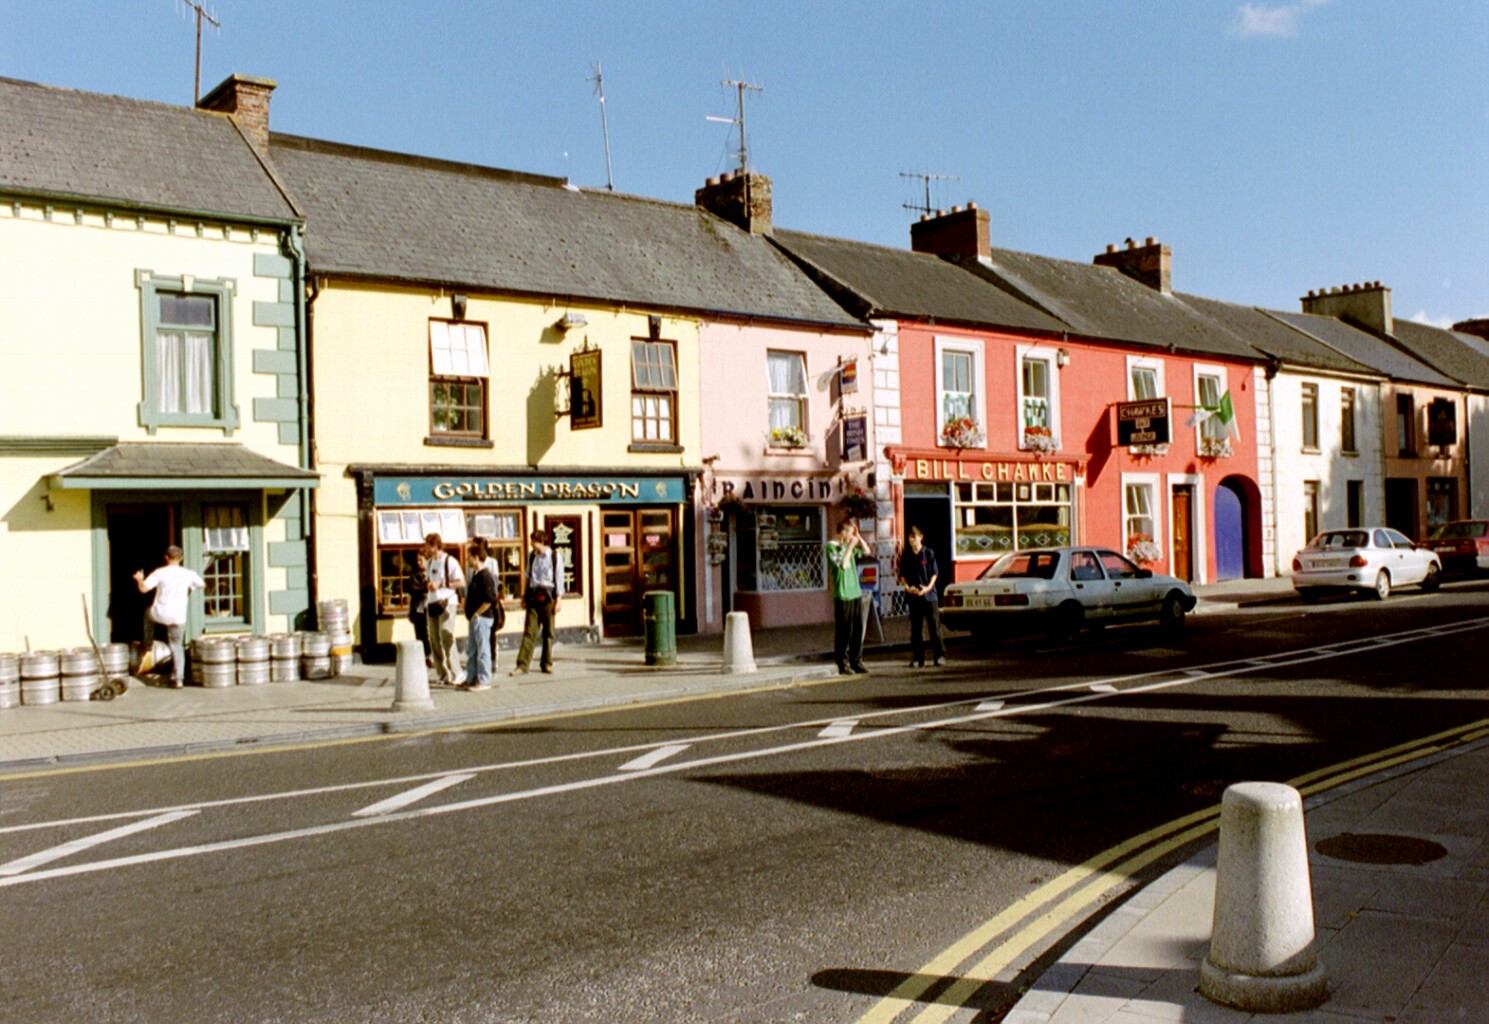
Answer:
[0,76,316,653]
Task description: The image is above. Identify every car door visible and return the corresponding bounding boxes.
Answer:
[1097,549,1159,618]
[1385,528,1428,584]
[1067,549,1115,620]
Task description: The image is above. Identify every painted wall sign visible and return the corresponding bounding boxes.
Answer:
[904,458,1076,483]
[1116,398,1172,446]
[375,476,687,506]
[713,477,839,503]
[842,414,867,462]
[569,349,602,430]
[545,515,583,594]
[1428,397,1457,446]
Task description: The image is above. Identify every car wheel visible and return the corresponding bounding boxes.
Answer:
[1299,588,1323,604]
[1160,592,1187,633]
[1053,602,1083,645]
[1372,570,1391,600]
[1421,563,1441,593]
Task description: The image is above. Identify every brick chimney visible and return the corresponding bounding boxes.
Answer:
[1452,318,1489,340]
[695,170,772,235]
[198,74,277,155]
[1094,237,1171,294]
[910,203,990,262]
[1300,281,1393,336]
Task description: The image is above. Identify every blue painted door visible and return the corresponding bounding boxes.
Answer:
[1214,482,1244,580]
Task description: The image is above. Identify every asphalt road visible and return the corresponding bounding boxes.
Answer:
[3,583,1488,1023]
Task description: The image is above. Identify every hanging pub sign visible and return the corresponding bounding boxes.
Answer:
[1116,398,1171,446]
[839,357,859,395]
[569,349,602,429]
[842,414,867,462]
[1428,398,1457,446]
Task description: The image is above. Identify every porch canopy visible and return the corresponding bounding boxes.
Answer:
[49,443,318,491]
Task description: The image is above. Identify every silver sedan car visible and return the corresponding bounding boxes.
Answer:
[941,546,1197,643]
[1290,527,1441,601]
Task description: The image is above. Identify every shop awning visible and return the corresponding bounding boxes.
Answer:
[48,443,319,491]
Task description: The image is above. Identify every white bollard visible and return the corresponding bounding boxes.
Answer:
[721,611,757,675]
[392,640,435,712]
[1199,782,1328,1012]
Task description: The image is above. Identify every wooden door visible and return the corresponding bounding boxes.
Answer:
[601,508,677,637]
[1171,486,1194,583]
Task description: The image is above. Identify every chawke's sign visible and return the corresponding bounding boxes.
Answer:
[374,476,688,505]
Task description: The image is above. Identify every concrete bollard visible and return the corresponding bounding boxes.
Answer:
[1199,782,1328,1012]
[721,611,757,675]
[391,639,435,712]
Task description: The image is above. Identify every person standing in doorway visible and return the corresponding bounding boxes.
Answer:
[511,529,562,676]
[132,544,204,688]
[462,546,499,690]
[896,525,946,668]
[420,533,464,685]
[826,518,872,675]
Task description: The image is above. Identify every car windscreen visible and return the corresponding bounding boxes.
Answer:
[1307,531,1368,550]
[980,551,1061,580]
[1432,521,1487,539]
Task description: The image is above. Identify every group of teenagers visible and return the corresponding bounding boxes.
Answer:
[408,530,563,690]
[828,519,947,674]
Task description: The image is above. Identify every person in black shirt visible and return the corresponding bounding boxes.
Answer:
[897,526,946,667]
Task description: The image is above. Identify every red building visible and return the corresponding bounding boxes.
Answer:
[776,208,1270,589]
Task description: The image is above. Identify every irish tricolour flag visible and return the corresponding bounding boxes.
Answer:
[1188,389,1240,439]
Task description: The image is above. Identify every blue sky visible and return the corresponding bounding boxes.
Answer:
[6,1,1485,324]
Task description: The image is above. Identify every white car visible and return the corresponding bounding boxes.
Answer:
[940,547,1197,643]
[1290,527,1441,601]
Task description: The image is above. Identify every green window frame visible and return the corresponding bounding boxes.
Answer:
[136,270,240,434]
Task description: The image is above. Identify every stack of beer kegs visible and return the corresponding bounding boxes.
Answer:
[236,636,270,686]
[268,633,301,681]
[99,643,130,680]
[195,637,237,688]
[59,647,100,702]
[301,631,333,680]
[0,654,20,709]
[318,599,353,677]
[20,651,61,706]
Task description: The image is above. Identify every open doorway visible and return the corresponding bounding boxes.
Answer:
[105,503,178,643]
[904,484,953,597]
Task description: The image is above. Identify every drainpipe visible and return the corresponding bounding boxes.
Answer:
[1265,360,1281,577]
[283,224,319,619]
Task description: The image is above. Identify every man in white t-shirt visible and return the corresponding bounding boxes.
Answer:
[134,545,205,688]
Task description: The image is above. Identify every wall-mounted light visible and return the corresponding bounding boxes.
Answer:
[1056,347,1070,368]
[556,312,587,331]
[451,294,468,320]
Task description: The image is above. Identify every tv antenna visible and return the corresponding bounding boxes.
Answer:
[177,0,221,105]
[900,171,960,217]
[587,62,615,192]
[707,78,763,174]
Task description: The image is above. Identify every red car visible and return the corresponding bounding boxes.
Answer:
[1421,520,1489,576]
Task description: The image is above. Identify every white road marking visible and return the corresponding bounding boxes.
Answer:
[617,744,690,772]
[1088,684,1118,693]
[350,774,475,818]
[975,701,1005,712]
[1181,669,1209,678]
[0,810,198,877]
[819,720,859,739]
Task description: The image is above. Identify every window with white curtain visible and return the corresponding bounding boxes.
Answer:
[1124,481,1156,543]
[137,272,239,433]
[767,351,808,433]
[631,339,678,444]
[1197,373,1225,442]
[202,503,249,621]
[429,320,490,437]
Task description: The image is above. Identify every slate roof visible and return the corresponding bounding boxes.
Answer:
[1267,311,1458,388]
[1388,320,1489,390]
[1175,295,1379,377]
[51,444,318,486]
[973,248,1261,360]
[0,77,299,223]
[770,229,1069,334]
[268,135,865,330]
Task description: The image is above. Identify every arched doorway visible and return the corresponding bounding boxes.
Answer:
[1214,476,1261,580]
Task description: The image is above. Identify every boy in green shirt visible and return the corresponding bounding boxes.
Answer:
[826,518,872,675]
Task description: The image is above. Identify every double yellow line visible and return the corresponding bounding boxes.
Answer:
[857,717,1489,1024]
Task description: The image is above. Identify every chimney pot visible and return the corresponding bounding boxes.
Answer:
[1106,243,1116,254]
[967,201,977,210]
[197,73,277,155]
[706,176,719,187]
[1145,236,1156,246]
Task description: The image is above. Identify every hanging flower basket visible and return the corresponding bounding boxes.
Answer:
[1198,436,1233,459]
[940,417,985,449]
[839,486,878,521]
[1126,534,1162,566]
[716,492,753,524]
[1023,425,1059,455]
[768,425,808,448]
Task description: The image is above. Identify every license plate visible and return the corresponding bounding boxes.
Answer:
[1314,558,1345,569]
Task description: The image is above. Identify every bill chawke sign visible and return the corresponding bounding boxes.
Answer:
[1116,398,1171,446]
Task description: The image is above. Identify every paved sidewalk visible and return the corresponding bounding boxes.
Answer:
[0,578,1293,772]
[1006,737,1489,1022]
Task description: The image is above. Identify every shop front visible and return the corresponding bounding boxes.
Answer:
[890,452,1085,584]
[351,468,696,656]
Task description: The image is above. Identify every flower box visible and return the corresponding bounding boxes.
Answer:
[1130,443,1170,458]
[1126,534,1162,566]
[1023,425,1059,455]
[940,417,985,449]
[768,425,808,448]
[1198,436,1233,459]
